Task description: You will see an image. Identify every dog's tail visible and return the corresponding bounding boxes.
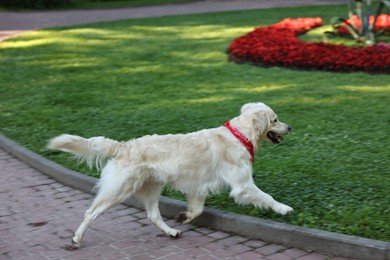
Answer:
[47,134,122,170]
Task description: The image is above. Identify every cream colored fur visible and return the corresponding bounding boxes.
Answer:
[48,102,293,248]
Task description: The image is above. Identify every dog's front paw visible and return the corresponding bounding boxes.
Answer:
[273,203,293,215]
[62,238,80,251]
[175,212,188,224]
[168,229,182,239]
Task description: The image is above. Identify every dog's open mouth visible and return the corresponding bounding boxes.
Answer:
[267,131,284,144]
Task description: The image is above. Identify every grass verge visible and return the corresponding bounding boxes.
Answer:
[0,4,389,241]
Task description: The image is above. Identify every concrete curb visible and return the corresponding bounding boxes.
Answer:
[1,132,389,260]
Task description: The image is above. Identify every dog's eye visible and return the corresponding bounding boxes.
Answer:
[273,119,278,123]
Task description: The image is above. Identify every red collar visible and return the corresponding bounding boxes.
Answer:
[224,121,255,164]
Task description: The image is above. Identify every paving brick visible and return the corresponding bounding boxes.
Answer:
[106,207,139,219]
[207,231,231,240]
[266,252,295,260]
[296,252,330,260]
[200,242,226,252]
[196,255,219,260]
[109,241,137,250]
[25,233,59,247]
[227,244,252,254]
[243,240,268,249]
[237,250,265,259]
[126,245,149,256]
[282,248,309,258]
[114,214,139,223]
[183,247,209,257]
[0,223,10,231]
[158,252,190,260]
[216,235,249,246]
[174,238,203,250]
[6,249,30,259]
[185,234,214,246]
[129,253,155,260]
[132,211,148,219]
[210,250,235,259]
[181,230,202,238]
[255,244,287,256]
[177,223,195,232]
[149,245,181,258]
[26,245,47,255]
[98,245,132,259]
[193,227,214,235]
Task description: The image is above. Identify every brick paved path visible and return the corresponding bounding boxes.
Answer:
[0,148,349,259]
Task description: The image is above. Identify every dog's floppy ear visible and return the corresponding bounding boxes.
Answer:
[240,103,270,138]
[252,110,270,135]
[240,103,257,114]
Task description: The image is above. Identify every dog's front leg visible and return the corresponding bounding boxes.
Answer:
[232,183,293,215]
[225,167,293,215]
[175,195,206,224]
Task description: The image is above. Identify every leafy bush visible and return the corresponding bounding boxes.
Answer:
[0,0,70,9]
[325,0,390,46]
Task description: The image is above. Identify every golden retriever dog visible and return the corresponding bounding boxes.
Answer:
[48,102,293,248]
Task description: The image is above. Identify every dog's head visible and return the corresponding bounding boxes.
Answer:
[240,102,292,144]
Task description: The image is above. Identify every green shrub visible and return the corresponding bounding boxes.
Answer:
[325,0,390,46]
[0,0,70,9]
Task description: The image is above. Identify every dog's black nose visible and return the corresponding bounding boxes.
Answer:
[287,125,292,132]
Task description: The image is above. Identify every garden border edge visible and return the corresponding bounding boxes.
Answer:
[1,132,389,260]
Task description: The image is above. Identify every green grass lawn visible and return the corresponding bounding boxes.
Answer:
[1,4,389,241]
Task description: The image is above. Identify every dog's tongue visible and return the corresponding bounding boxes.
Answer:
[274,134,283,143]
[268,132,283,143]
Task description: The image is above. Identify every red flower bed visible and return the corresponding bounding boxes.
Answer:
[338,14,390,35]
[228,17,390,73]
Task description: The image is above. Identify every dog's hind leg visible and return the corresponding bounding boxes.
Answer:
[71,163,132,248]
[136,182,182,238]
[71,191,128,248]
[175,195,205,224]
